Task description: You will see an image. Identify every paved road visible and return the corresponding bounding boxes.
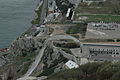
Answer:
[35,0,43,11]
[40,0,48,24]
[25,45,46,76]
[25,0,48,76]
[25,35,82,76]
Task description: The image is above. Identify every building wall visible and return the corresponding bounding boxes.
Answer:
[82,43,120,62]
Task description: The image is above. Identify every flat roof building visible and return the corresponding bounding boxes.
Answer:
[65,60,79,69]
[82,43,120,62]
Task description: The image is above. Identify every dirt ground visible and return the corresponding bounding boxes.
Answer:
[46,24,76,35]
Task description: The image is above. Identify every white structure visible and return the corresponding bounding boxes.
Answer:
[66,8,71,18]
[65,60,79,69]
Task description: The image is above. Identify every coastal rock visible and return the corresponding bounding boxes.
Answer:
[9,37,44,56]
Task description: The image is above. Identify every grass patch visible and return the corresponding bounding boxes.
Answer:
[75,0,120,22]
[66,23,87,38]
[76,0,120,15]
[76,14,120,22]
[61,48,72,54]
[31,4,43,25]
[38,67,56,76]
[70,34,80,39]
[14,50,38,66]
[13,49,40,76]
[46,62,120,80]
[20,61,32,75]
[82,39,115,43]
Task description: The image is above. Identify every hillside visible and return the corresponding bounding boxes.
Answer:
[46,62,120,80]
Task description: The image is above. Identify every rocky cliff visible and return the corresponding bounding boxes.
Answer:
[0,36,46,80]
[32,43,79,77]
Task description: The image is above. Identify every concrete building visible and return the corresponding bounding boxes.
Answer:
[82,43,120,62]
[48,0,57,14]
[65,60,79,69]
[66,8,74,20]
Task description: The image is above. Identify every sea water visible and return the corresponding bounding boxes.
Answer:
[0,0,38,48]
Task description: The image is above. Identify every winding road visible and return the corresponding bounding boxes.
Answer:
[25,0,82,77]
[25,34,82,76]
[40,0,48,24]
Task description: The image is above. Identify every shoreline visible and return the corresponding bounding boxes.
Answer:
[0,0,41,50]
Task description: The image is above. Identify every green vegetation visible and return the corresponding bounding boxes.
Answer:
[54,42,80,48]
[35,47,68,77]
[76,0,120,15]
[76,14,120,22]
[70,34,80,39]
[31,4,43,25]
[66,23,87,38]
[37,57,68,77]
[46,62,120,80]
[61,48,72,54]
[75,0,120,22]
[20,61,32,75]
[82,39,115,43]
[38,66,56,77]
[13,49,39,75]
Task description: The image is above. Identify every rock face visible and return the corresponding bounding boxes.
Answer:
[34,45,78,76]
[0,36,46,80]
[9,37,45,56]
[40,46,68,76]
[0,65,17,80]
[0,58,6,67]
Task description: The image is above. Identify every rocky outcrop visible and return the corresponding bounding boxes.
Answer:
[34,45,78,77]
[0,65,17,80]
[9,37,45,57]
[0,36,46,80]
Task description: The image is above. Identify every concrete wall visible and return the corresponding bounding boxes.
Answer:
[82,43,120,62]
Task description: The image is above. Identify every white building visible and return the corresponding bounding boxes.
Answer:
[65,60,79,69]
[66,8,71,18]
